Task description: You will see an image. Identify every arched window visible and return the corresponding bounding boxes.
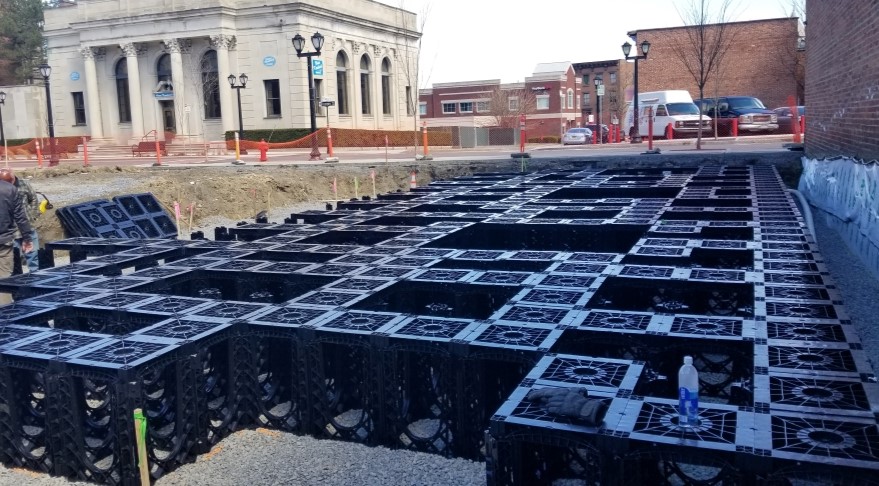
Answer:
[360,55,371,115]
[115,59,131,123]
[336,52,349,115]
[156,54,172,83]
[381,58,391,115]
[201,50,221,119]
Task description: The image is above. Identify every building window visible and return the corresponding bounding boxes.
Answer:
[476,101,490,112]
[156,54,172,83]
[419,102,427,116]
[314,78,325,116]
[609,72,617,83]
[406,86,413,115]
[582,74,589,85]
[577,95,581,110]
[560,93,565,110]
[360,55,372,115]
[201,50,221,119]
[114,59,131,123]
[442,103,456,114]
[459,102,473,113]
[381,58,392,115]
[567,89,574,109]
[536,95,549,110]
[508,97,519,111]
[264,79,281,117]
[72,92,86,125]
[336,51,349,115]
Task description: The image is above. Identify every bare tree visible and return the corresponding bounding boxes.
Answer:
[779,0,806,103]
[483,86,537,128]
[671,0,739,149]
[607,68,633,131]
[177,50,220,159]
[395,1,431,151]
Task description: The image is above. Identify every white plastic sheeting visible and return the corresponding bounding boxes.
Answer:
[799,157,879,274]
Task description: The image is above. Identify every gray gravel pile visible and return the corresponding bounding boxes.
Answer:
[21,173,142,205]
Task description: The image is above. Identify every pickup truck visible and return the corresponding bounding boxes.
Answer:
[694,96,778,133]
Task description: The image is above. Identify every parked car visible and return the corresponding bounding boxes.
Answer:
[624,90,710,139]
[584,123,610,143]
[694,96,778,133]
[773,106,805,134]
[561,127,593,145]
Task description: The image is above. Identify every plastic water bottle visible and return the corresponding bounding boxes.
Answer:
[678,355,699,427]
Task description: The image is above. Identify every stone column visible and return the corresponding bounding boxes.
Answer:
[163,38,188,136]
[120,42,145,138]
[351,42,363,128]
[210,34,236,133]
[80,46,104,138]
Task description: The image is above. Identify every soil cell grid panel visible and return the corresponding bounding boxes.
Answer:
[766,322,849,343]
[518,289,588,306]
[496,305,573,325]
[534,355,638,390]
[389,317,478,340]
[629,400,740,449]
[469,323,555,348]
[670,317,743,338]
[317,311,400,333]
[536,275,596,289]
[576,312,652,331]
[769,375,874,413]
[768,346,858,374]
[191,302,270,320]
[769,414,879,466]
[251,306,332,327]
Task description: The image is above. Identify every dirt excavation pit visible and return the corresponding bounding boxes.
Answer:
[20,162,509,244]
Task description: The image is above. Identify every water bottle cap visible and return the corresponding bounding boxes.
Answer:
[683,355,693,365]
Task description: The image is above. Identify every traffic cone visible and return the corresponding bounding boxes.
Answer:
[409,171,417,189]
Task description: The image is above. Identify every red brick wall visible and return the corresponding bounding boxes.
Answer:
[635,18,800,111]
[805,1,879,160]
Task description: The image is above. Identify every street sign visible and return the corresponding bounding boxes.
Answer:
[312,59,324,76]
[263,56,276,67]
[320,100,335,107]
[597,85,605,96]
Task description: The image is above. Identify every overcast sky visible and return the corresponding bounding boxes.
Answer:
[377,0,798,87]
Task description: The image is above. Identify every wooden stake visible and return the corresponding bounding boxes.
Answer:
[133,408,150,485]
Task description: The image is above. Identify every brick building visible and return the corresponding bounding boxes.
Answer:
[627,17,803,111]
[418,62,582,139]
[805,2,877,161]
[573,60,633,129]
[799,0,879,276]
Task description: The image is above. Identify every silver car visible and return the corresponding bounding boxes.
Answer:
[562,127,593,145]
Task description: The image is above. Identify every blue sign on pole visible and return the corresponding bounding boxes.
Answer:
[263,56,276,67]
[70,72,80,81]
[312,59,324,76]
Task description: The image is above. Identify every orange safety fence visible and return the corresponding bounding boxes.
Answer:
[226,128,453,151]
[0,136,89,160]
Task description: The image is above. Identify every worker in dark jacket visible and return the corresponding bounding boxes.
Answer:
[0,178,33,305]
[0,169,40,272]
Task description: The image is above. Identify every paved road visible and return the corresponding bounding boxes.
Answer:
[1,135,799,169]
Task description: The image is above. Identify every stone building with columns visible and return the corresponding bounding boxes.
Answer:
[35,0,421,145]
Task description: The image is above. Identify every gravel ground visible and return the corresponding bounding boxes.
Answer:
[2,176,878,486]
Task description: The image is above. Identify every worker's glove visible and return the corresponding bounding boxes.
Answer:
[525,387,608,425]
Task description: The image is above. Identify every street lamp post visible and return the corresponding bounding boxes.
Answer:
[227,73,248,142]
[0,91,6,161]
[594,75,603,144]
[39,63,59,166]
[622,39,651,144]
[292,31,324,161]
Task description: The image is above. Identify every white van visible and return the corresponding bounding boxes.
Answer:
[624,90,711,139]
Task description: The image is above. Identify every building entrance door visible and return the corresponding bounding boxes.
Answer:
[160,101,176,134]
